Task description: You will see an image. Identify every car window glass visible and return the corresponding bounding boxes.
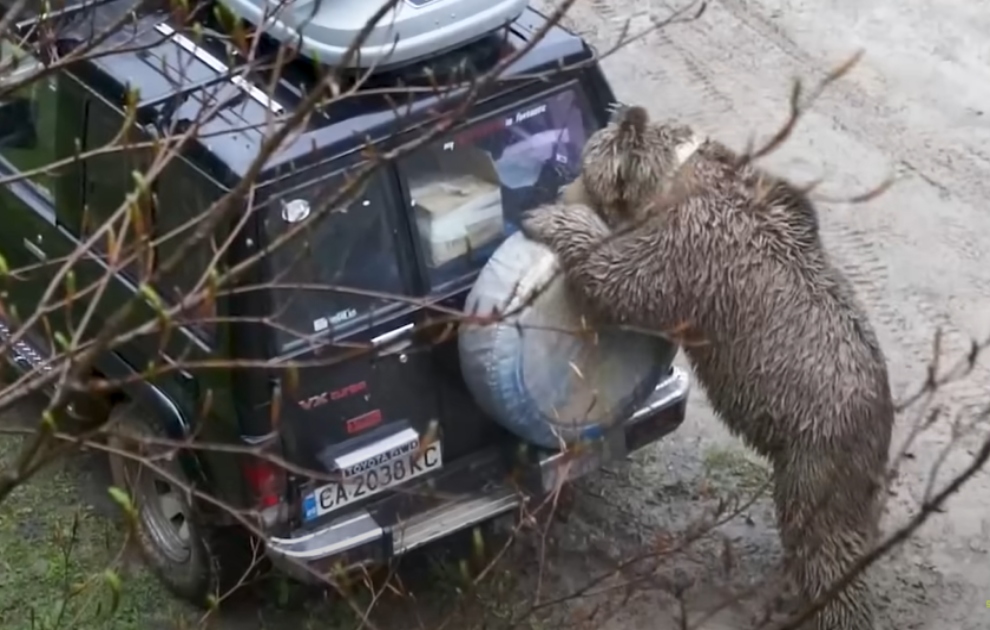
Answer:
[81,96,154,282]
[397,87,597,288]
[154,158,223,341]
[264,171,406,350]
[0,39,57,197]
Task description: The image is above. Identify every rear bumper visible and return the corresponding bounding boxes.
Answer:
[264,367,689,582]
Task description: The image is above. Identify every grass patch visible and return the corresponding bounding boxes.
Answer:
[0,420,548,630]
[0,433,190,630]
[701,445,771,494]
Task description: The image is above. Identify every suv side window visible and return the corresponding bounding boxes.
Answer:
[154,157,223,339]
[79,95,154,281]
[396,86,598,289]
[0,39,58,197]
[80,94,217,340]
[263,170,407,351]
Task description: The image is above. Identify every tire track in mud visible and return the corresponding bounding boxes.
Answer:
[821,224,921,359]
[902,294,990,423]
[581,4,736,125]
[590,0,618,21]
[648,28,736,122]
[816,220,956,429]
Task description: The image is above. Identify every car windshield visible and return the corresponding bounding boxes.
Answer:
[397,86,599,288]
[263,171,406,351]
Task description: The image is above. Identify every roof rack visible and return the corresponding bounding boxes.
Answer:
[218,0,529,70]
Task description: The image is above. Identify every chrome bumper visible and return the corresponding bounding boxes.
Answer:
[264,367,690,582]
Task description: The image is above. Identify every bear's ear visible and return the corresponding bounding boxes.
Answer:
[606,100,629,125]
[616,106,650,136]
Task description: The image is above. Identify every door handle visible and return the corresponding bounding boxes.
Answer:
[371,323,414,348]
[22,238,46,261]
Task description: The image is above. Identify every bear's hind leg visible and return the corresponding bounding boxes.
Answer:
[772,447,881,630]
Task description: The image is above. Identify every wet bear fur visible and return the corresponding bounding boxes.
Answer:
[522,109,894,630]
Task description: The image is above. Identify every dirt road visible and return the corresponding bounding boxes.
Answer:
[545,0,990,628]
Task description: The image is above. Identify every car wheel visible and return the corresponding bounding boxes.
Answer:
[105,402,255,607]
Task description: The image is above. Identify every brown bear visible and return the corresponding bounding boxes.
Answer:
[521,110,893,630]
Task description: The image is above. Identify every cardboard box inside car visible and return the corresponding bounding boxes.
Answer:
[410,148,505,267]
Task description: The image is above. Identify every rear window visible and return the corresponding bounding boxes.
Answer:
[396,86,599,288]
[263,170,406,351]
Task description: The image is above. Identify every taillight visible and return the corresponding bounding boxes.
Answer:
[242,457,283,509]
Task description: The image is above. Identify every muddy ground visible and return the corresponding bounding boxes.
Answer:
[3,0,990,628]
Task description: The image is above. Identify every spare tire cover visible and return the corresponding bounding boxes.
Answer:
[458,231,669,450]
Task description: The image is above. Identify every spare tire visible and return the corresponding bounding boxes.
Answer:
[458,231,672,450]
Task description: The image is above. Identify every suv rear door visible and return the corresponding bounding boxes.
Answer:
[256,163,445,526]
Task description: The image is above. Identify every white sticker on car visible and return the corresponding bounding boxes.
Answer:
[513,103,547,124]
[329,308,357,326]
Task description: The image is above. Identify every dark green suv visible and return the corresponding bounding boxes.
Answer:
[0,0,688,605]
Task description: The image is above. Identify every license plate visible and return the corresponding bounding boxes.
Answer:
[302,442,442,521]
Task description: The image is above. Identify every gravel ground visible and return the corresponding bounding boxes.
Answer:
[4,1,990,628]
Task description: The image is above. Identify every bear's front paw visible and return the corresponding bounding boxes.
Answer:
[520,203,607,247]
[520,206,565,245]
